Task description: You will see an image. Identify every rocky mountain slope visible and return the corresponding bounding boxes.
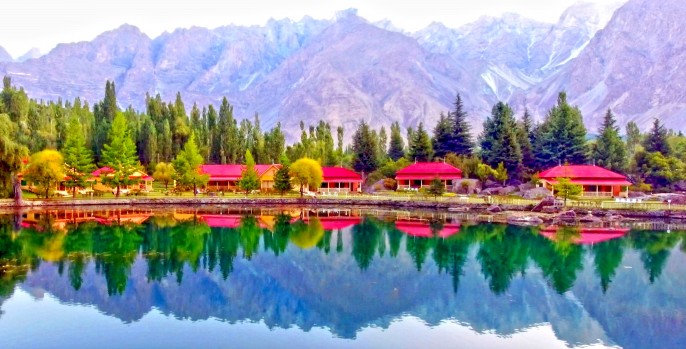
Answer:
[0,46,11,62]
[3,0,683,137]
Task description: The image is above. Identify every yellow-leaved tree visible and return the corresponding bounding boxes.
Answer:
[25,149,65,199]
[289,158,323,197]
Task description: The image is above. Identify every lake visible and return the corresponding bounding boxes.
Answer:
[0,207,684,349]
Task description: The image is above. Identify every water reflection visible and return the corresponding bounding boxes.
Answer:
[1,208,686,348]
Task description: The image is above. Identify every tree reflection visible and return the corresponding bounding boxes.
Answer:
[530,226,584,294]
[352,216,383,271]
[476,225,530,295]
[630,230,681,283]
[592,238,625,293]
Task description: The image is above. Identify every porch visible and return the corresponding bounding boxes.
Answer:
[397,179,453,191]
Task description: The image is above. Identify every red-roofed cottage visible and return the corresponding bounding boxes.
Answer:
[320,167,362,193]
[91,167,154,191]
[201,164,281,192]
[538,164,631,198]
[395,162,462,190]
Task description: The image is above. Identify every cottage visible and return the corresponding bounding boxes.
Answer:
[395,162,462,190]
[320,167,363,193]
[538,164,631,198]
[201,164,281,192]
[91,167,154,192]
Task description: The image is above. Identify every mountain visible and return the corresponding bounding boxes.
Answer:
[523,0,686,130]
[0,46,11,62]
[16,48,42,62]
[3,0,685,137]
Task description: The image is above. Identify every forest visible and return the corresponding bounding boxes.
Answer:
[1,76,685,199]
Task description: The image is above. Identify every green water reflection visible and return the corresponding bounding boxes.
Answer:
[0,208,685,348]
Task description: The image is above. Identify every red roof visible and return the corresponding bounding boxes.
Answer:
[92,167,114,176]
[395,162,462,180]
[200,215,242,228]
[322,167,362,182]
[141,176,154,181]
[539,165,630,185]
[200,164,280,180]
[540,227,629,245]
[305,216,361,230]
[395,220,460,238]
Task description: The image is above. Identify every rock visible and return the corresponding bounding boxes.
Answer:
[628,191,649,198]
[484,180,499,189]
[531,196,556,212]
[508,179,523,187]
[579,213,602,223]
[501,186,517,195]
[522,187,553,199]
[518,183,535,192]
[487,205,502,213]
[507,215,543,226]
[646,193,686,204]
[453,179,480,194]
[541,206,560,214]
[674,180,686,192]
[481,187,501,196]
[555,210,577,222]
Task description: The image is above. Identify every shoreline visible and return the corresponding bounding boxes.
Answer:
[1,197,684,222]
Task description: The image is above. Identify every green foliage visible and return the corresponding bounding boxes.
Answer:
[0,113,28,198]
[173,133,209,196]
[428,177,445,199]
[534,92,587,169]
[432,112,453,158]
[100,113,139,197]
[290,158,323,197]
[475,163,495,183]
[643,118,672,156]
[494,162,508,185]
[152,162,176,190]
[591,109,627,172]
[62,117,95,197]
[408,122,433,162]
[447,93,473,155]
[553,177,582,206]
[273,162,292,196]
[445,153,481,179]
[377,157,411,178]
[625,121,642,157]
[352,120,379,173]
[239,150,260,195]
[633,151,686,188]
[24,149,65,198]
[479,102,522,177]
[517,109,536,176]
[388,121,405,161]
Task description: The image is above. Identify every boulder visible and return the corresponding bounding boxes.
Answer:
[531,196,556,212]
[555,210,577,223]
[522,187,553,199]
[507,215,543,226]
[541,206,560,214]
[646,193,686,204]
[518,183,535,192]
[481,187,501,196]
[453,179,481,194]
[484,180,499,189]
[674,180,686,192]
[487,205,502,213]
[579,212,602,223]
[500,186,517,195]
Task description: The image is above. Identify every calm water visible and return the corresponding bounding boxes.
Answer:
[0,207,685,349]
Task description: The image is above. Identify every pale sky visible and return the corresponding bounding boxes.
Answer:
[1,0,624,58]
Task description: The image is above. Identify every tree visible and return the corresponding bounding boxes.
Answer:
[432,112,453,158]
[62,117,95,198]
[173,133,209,197]
[625,121,641,157]
[517,109,536,175]
[643,118,671,156]
[352,121,379,174]
[388,121,405,161]
[239,150,260,195]
[554,177,582,206]
[476,163,495,183]
[591,109,627,172]
[494,162,508,185]
[408,122,433,162]
[100,113,139,197]
[428,177,445,200]
[633,150,686,188]
[447,93,473,155]
[479,102,522,178]
[0,114,29,200]
[534,92,587,169]
[290,158,323,197]
[274,155,292,196]
[152,162,176,191]
[24,150,65,199]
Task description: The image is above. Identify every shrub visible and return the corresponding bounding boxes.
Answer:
[383,178,397,190]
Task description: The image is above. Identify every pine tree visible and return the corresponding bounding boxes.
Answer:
[448,93,473,155]
[352,121,379,173]
[388,121,405,161]
[409,122,434,162]
[625,121,641,157]
[173,133,209,197]
[517,109,536,174]
[533,92,588,169]
[274,154,292,196]
[479,102,522,177]
[432,112,453,158]
[643,118,672,156]
[100,113,139,197]
[239,150,260,195]
[592,109,627,172]
[62,117,95,197]
[92,81,117,162]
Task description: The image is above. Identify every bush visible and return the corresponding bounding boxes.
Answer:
[629,182,652,193]
[383,178,397,190]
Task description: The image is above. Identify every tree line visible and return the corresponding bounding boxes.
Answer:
[2,76,685,199]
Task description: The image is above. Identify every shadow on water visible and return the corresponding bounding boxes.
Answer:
[0,207,685,348]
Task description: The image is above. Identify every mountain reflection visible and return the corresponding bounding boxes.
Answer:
[1,208,686,348]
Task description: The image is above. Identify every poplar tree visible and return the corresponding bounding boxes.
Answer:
[408,122,433,162]
[388,121,405,161]
[352,120,379,173]
[479,102,522,177]
[592,109,627,172]
[62,117,95,197]
[101,113,139,197]
[534,92,587,169]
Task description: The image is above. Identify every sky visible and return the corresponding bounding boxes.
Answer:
[1,0,625,58]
